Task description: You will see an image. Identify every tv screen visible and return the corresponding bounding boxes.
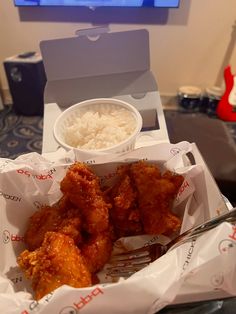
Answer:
[14,0,180,8]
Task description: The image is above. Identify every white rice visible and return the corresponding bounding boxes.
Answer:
[64,106,137,150]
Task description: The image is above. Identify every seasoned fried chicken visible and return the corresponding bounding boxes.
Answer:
[18,232,92,300]
[24,196,82,251]
[60,162,111,235]
[81,231,113,274]
[19,160,184,299]
[130,161,184,235]
[109,161,184,237]
[109,169,142,238]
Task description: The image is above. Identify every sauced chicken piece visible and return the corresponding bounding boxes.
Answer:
[24,196,82,251]
[60,162,111,235]
[130,161,184,235]
[109,170,142,238]
[19,160,184,300]
[81,231,113,274]
[18,232,92,300]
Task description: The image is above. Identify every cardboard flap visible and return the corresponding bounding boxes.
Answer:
[40,29,150,81]
[44,71,157,108]
[41,28,169,153]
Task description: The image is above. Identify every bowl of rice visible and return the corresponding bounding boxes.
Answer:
[53,98,143,156]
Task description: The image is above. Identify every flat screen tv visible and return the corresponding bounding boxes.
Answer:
[14,0,180,8]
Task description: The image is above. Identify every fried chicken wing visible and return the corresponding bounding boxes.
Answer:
[109,170,142,238]
[18,232,92,300]
[24,196,82,251]
[81,231,113,274]
[60,162,111,235]
[19,160,184,299]
[108,161,183,237]
[130,161,184,235]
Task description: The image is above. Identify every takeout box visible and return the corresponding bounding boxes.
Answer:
[40,26,169,156]
[1,141,235,314]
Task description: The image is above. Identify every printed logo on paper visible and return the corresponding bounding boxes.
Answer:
[181,239,196,275]
[2,230,10,244]
[0,191,21,202]
[229,225,236,241]
[174,179,194,205]
[218,225,236,254]
[58,287,104,314]
[11,275,23,285]
[211,272,224,288]
[16,168,56,180]
[59,306,78,314]
[21,292,53,313]
[2,230,24,244]
[218,239,236,253]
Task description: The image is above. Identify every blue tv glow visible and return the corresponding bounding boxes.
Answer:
[14,0,180,8]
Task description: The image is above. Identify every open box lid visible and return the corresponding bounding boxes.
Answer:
[40,27,169,154]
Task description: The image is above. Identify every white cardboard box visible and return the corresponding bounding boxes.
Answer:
[40,27,169,155]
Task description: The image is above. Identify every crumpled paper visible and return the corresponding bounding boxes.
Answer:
[0,141,235,314]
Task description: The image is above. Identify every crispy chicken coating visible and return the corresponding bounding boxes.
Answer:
[109,161,183,237]
[24,196,82,251]
[81,231,113,274]
[18,232,92,300]
[109,172,142,238]
[130,161,184,235]
[19,160,184,299]
[60,162,111,235]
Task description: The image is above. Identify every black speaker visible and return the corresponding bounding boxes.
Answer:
[4,52,47,116]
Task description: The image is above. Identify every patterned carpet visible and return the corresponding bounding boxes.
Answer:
[0,105,43,159]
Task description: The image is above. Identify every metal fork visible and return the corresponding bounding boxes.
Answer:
[107,207,236,278]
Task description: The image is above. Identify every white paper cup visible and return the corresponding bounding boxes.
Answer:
[53,98,143,157]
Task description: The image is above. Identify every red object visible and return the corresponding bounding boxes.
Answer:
[216,66,236,121]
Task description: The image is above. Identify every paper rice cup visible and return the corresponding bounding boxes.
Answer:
[53,98,143,156]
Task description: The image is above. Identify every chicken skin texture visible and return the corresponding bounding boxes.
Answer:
[24,196,82,251]
[60,163,111,235]
[81,231,113,274]
[130,161,184,235]
[18,232,92,300]
[109,172,142,238]
[19,161,184,299]
[109,161,184,237]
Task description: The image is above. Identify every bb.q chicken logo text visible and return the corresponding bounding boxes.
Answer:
[218,225,236,254]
